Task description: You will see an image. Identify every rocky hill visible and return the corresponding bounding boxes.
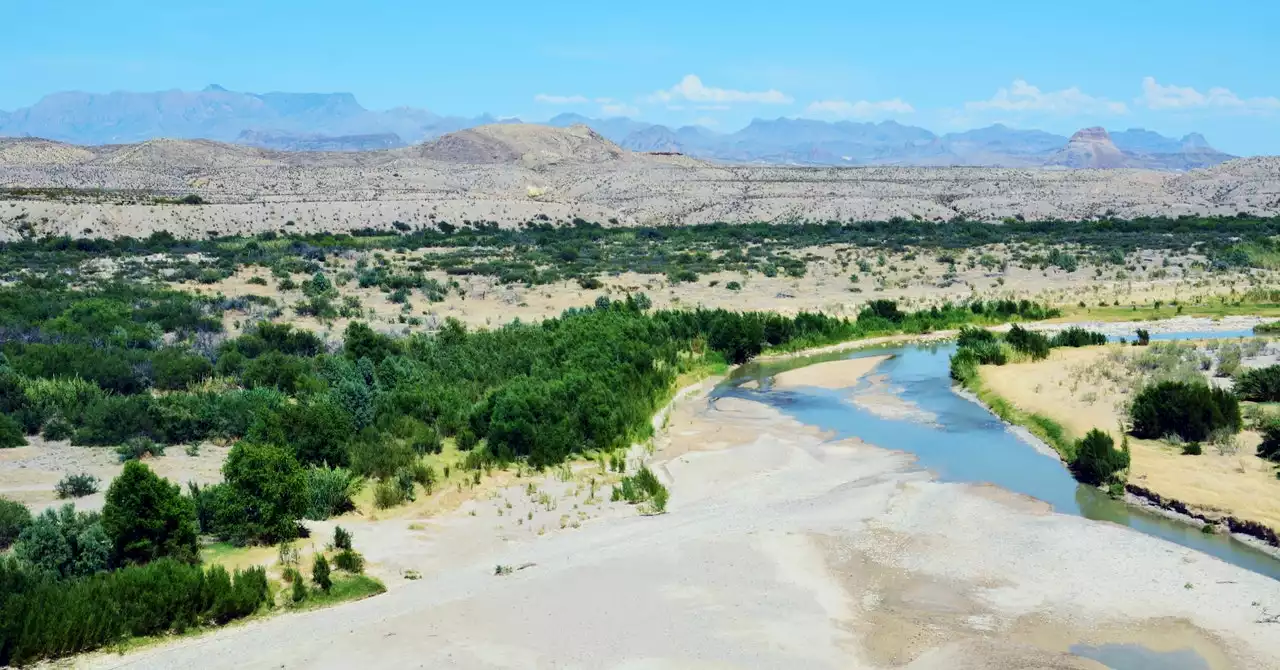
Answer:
[1045,127,1130,169]
[0,124,1277,241]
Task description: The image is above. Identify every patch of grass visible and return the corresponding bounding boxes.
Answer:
[963,369,1076,462]
[1058,300,1280,322]
[292,574,385,611]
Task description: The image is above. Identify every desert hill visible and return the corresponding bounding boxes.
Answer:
[0,123,1278,241]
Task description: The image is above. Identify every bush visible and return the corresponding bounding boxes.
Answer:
[0,557,269,666]
[116,436,164,462]
[1071,429,1130,486]
[1049,327,1108,348]
[333,526,352,551]
[348,429,416,479]
[55,473,100,499]
[290,573,307,602]
[304,465,361,520]
[0,413,26,448]
[0,497,31,549]
[1258,417,1280,462]
[312,554,332,592]
[40,416,74,441]
[217,442,307,545]
[1129,381,1241,443]
[1004,325,1051,360]
[101,461,199,565]
[1135,328,1151,346]
[1182,442,1203,455]
[12,504,110,578]
[612,466,669,514]
[1235,365,1280,402]
[333,549,364,574]
[372,478,407,509]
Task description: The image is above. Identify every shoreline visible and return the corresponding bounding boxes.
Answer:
[955,366,1280,557]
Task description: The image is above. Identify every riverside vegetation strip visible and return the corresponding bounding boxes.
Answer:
[951,327,1280,548]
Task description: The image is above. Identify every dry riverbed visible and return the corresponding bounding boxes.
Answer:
[74,367,1280,670]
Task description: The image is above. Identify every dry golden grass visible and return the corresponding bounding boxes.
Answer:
[981,345,1280,531]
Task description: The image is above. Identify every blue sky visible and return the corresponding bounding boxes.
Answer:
[4,0,1278,153]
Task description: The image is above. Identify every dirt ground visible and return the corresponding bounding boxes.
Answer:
[980,344,1280,532]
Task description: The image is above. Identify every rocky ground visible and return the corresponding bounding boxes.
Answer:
[2,125,1279,240]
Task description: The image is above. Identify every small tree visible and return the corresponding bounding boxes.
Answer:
[102,461,199,565]
[1071,429,1130,486]
[0,497,32,549]
[333,526,352,551]
[312,553,332,592]
[219,442,308,545]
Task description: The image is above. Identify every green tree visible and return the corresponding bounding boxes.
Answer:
[0,497,32,549]
[0,413,25,448]
[312,553,332,592]
[101,461,199,565]
[218,442,308,544]
[1071,429,1130,486]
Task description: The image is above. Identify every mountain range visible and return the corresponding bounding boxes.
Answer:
[0,86,1234,169]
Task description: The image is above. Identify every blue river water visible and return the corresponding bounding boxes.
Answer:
[721,330,1280,581]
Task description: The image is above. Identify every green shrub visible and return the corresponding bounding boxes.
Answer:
[1235,365,1280,402]
[312,554,332,592]
[1004,325,1051,360]
[101,461,199,565]
[1182,442,1203,455]
[13,504,110,578]
[303,465,361,520]
[1049,327,1108,348]
[348,429,416,479]
[1135,328,1151,346]
[612,466,669,514]
[40,416,74,441]
[1129,381,1241,443]
[290,573,307,602]
[1258,417,1280,462]
[333,549,364,574]
[409,462,437,494]
[1070,429,1130,486]
[116,436,164,462]
[0,497,31,549]
[55,473,100,499]
[0,557,269,666]
[333,526,352,551]
[372,478,407,509]
[0,414,25,448]
[217,442,307,545]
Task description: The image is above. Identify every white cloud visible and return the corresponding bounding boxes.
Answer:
[647,75,792,105]
[966,79,1128,115]
[534,94,590,104]
[601,102,640,117]
[804,98,915,119]
[1140,77,1280,113]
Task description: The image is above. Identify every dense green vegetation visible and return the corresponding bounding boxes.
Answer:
[1071,429,1131,487]
[1129,381,1241,443]
[1235,365,1280,402]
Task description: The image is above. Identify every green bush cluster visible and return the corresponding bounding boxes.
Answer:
[1129,381,1241,443]
[1070,430,1131,485]
[612,466,669,514]
[1235,365,1280,402]
[0,558,267,666]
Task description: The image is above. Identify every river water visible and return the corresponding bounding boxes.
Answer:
[721,330,1280,582]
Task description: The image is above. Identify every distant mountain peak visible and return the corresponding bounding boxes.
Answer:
[203,84,229,93]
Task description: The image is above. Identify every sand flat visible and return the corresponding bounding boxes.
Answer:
[773,355,891,390]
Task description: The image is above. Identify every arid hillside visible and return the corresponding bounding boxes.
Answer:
[2,125,1279,240]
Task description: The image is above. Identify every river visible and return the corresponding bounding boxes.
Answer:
[721,330,1280,582]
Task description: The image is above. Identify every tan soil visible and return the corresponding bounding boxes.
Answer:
[980,345,1280,531]
[773,355,891,389]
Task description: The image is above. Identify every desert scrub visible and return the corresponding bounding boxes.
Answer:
[54,472,100,498]
[612,466,669,514]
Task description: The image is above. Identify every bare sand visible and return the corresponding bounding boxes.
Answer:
[76,386,1280,670]
[773,355,891,389]
[980,345,1280,532]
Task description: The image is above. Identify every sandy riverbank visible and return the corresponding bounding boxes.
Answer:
[772,355,892,390]
[80,377,1280,670]
[979,344,1280,535]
